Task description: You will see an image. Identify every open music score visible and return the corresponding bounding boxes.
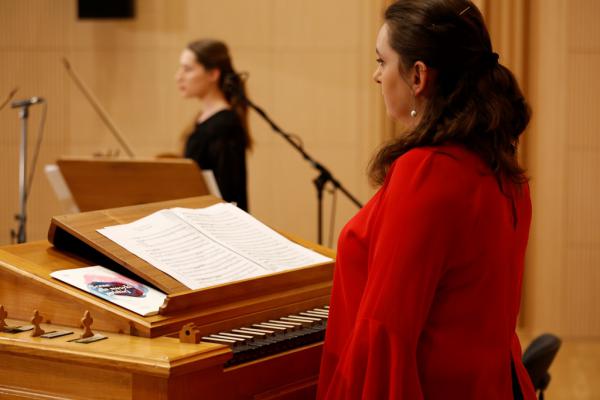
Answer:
[97,203,332,290]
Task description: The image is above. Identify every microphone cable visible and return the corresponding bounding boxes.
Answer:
[328,184,338,248]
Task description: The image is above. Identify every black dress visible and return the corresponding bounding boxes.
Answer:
[184,109,248,211]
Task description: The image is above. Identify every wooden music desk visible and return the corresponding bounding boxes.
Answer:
[0,197,335,399]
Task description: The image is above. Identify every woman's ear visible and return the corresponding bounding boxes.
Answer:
[411,61,431,97]
[208,68,221,84]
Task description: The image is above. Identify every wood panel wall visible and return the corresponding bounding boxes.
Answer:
[0,0,385,248]
[1,1,598,338]
[525,0,600,338]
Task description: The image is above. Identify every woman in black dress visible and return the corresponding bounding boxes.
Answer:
[175,39,251,211]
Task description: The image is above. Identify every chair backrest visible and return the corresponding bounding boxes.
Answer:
[522,333,562,393]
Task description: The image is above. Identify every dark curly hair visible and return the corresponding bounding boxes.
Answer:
[369,0,530,187]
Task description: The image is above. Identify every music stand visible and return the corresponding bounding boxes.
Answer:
[57,157,209,211]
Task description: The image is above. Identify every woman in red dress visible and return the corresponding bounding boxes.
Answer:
[317,1,535,399]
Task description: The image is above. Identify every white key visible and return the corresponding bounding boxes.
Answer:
[269,320,299,328]
[288,315,320,322]
[300,312,324,320]
[202,336,236,344]
[232,329,266,337]
[239,327,274,335]
[306,310,329,318]
[281,316,312,326]
[253,323,287,331]
[219,332,254,340]
[209,334,245,342]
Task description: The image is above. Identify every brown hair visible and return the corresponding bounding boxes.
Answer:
[369,0,530,186]
[187,39,252,150]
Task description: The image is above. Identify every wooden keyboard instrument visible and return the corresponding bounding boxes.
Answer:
[0,196,335,399]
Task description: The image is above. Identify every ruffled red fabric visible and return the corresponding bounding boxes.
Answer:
[317,145,536,400]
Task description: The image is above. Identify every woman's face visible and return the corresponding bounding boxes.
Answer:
[175,49,218,99]
[373,24,414,125]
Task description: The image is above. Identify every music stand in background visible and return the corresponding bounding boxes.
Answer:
[56,158,210,211]
[45,164,80,214]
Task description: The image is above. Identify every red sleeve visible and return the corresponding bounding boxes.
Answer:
[321,149,476,399]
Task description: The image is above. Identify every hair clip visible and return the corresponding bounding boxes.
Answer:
[482,52,500,69]
[459,6,471,16]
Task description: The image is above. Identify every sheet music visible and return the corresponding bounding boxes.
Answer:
[171,204,332,271]
[98,210,267,290]
[97,204,332,290]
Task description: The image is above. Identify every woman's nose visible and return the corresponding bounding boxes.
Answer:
[372,68,381,84]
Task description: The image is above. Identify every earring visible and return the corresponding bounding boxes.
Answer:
[410,109,417,118]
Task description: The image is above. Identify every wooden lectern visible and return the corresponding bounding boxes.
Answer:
[57,157,209,211]
[0,196,335,399]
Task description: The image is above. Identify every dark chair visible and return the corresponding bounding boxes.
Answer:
[522,333,562,400]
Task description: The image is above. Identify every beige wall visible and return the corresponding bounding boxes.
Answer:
[2,1,599,339]
[524,0,600,338]
[475,0,600,339]
[0,0,385,247]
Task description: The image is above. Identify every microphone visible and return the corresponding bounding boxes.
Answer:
[11,96,45,108]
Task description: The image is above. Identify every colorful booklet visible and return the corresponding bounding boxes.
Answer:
[51,266,167,316]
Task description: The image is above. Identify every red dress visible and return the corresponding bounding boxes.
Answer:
[317,144,536,400]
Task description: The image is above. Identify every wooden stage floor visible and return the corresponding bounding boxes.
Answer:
[521,335,600,399]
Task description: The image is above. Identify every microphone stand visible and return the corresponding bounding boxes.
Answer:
[245,97,363,244]
[61,58,135,158]
[13,103,31,243]
[0,87,19,112]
